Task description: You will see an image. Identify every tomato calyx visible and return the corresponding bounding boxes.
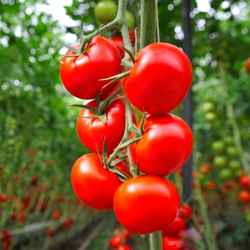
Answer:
[107,136,142,165]
[100,70,130,83]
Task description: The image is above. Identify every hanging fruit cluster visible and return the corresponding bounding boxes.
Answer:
[59,0,193,245]
[109,228,132,250]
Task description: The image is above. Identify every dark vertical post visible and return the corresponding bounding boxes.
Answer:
[181,0,193,202]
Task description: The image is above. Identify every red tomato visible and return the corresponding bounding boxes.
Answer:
[71,153,121,210]
[111,35,125,58]
[114,176,180,234]
[245,58,250,74]
[129,30,135,46]
[163,236,183,250]
[117,245,133,250]
[124,43,192,114]
[179,204,192,221]
[135,114,192,176]
[239,175,250,189]
[239,190,250,204]
[51,210,61,221]
[109,235,123,249]
[163,217,186,236]
[76,99,125,154]
[63,218,74,230]
[0,194,8,203]
[60,36,121,99]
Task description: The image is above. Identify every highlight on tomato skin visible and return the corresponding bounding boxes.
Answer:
[113,176,180,235]
[124,42,192,115]
[134,114,193,176]
[71,153,121,210]
[60,36,121,99]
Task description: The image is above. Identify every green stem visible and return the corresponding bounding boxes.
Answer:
[149,232,162,250]
[140,0,157,48]
[155,0,160,42]
[219,66,250,175]
[81,0,128,46]
[193,151,218,250]
[139,1,162,249]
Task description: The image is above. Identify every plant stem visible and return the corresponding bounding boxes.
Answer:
[140,0,157,48]
[219,66,250,174]
[139,1,162,249]
[149,232,162,250]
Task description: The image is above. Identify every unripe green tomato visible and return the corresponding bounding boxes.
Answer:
[224,136,234,145]
[211,141,225,153]
[205,112,216,122]
[95,0,117,24]
[213,156,227,168]
[229,160,241,170]
[219,169,233,180]
[125,11,135,29]
[226,146,239,157]
[202,102,215,113]
[244,212,250,224]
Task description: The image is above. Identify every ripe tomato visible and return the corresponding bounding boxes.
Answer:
[95,0,117,24]
[124,43,192,114]
[60,36,121,99]
[109,235,123,249]
[63,218,74,230]
[76,99,125,154]
[51,210,61,221]
[71,153,121,210]
[111,35,125,58]
[239,190,250,204]
[135,114,192,176]
[117,244,133,250]
[114,176,180,234]
[179,204,192,221]
[163,236,183,250]
[0,194,8,203]
[163,217,186,236]
[240,175,250,189]
[244,58,250,74]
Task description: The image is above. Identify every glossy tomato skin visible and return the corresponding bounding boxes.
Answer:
[124,43,192,114]
[163,236,183,250]
[163,217,186,236]
[179,204,192,221]
[76,99,125,154]
[239,190,250,204]
[111,35,124,58]
[71,153,121,210]
[135,114,193,176]
[113,176,180,234]
[117,245,133,250]
[60,36,121,99]
[239,175,250,189]
[109,235,123,249]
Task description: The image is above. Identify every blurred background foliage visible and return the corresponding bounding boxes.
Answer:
[0,0,250,249]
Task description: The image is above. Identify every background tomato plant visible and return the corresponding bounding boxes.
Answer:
[1,0,250,250]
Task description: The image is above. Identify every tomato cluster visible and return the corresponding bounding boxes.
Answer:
[60,11,193,235]
[109,228,132,250]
